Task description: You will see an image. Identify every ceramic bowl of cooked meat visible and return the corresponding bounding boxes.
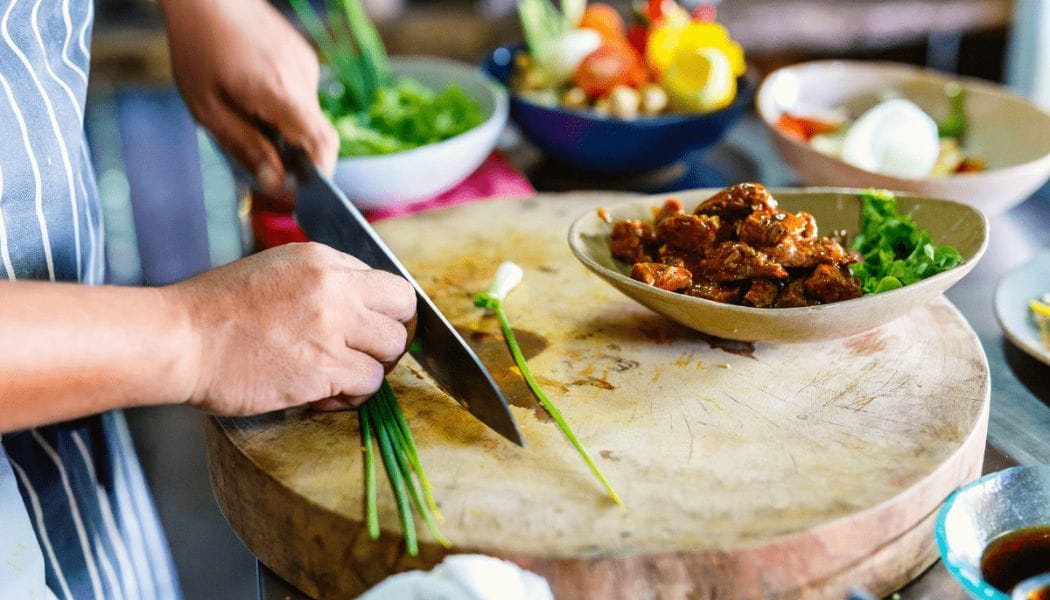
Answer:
[756,60,1050,216]
[568,185,988,343]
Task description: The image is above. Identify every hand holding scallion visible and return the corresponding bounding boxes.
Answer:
[475,262,624,509]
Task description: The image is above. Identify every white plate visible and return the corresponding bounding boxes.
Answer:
[994,249,1050,366]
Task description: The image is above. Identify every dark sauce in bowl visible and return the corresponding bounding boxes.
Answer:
[980,525,1050,594]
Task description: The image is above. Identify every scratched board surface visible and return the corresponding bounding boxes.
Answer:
[207,193,989,599]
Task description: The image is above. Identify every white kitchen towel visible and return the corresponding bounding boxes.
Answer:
[358,554,553,600]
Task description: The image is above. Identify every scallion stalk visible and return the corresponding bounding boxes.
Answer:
[378,381,442,520]
[370,399,418,555]
[474,262,625,509]
[356,379,448,556]
[358,403,379,539]
[372,392,450,548]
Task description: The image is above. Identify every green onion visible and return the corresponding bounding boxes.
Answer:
[370,398,417,555]
[288,0,390,114]
[356,379,448,555]
[474,262,624,509]
[358,403,379,539]
[372,391,450,548]
[379,381,442,520]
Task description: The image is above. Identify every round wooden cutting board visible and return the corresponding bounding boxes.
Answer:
[206,193,990,599]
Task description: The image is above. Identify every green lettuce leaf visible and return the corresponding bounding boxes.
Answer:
[333,79,485,158]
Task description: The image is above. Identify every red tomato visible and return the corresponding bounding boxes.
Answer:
[776,114,843,141]
[626,60,649,87]
[627,22,649,56]
[574,41,642,97]
[579,3,625,40]
[776,114,812,141]
[647,0,663,21]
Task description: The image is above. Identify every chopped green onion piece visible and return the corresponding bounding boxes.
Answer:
[474,263,624,509]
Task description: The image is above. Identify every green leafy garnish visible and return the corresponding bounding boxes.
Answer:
[937,81,967,141]
[290,0,485,158]
[474,262,624,509]
[330,80,484,157]
[358,380,449,556]
[850,189,964,294]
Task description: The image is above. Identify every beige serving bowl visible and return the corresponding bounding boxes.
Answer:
[756,60,1050,216]
[568,188,988,343]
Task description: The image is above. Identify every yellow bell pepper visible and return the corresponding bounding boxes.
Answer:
[646,21,745,78]
[662,46,736,113]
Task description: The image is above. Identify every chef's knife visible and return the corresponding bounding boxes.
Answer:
[273,143,524,446]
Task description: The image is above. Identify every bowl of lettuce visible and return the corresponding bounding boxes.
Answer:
[292,0,507,210]
[327,56,508,210]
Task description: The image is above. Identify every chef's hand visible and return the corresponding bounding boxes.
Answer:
[167,243,416,415]
[159,0,338,198]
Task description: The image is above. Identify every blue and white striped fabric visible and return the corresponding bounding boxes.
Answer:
[0,0,181,597]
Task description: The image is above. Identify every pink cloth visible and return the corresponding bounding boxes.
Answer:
[251,151,535,250]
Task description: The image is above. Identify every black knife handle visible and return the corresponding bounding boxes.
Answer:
[254,120,314,183]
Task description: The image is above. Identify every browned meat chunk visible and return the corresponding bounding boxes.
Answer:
[656,246,703,274]
[695,183,777,220]
[742,279,781,308]
[774,279,813,308]
[611,219,656,262]
[696,242,789,282]
[631,262,693,291]
[685,278,744,304]
[653,198,684,224]
[738,210,810,247]
[803,264,863,304]
[656,213,725,253]
[798,211,817,239]
[762,237,855,269]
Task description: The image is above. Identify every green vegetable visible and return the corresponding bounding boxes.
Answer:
[850,189,964,294]
[358,380,448,556]
[474,262,624,509]
[359,403,379,539]
[937,81,967,141]
[517,0,586,60]
[289,0,389,115]
[331,80,484,157]
[290,0,484,157]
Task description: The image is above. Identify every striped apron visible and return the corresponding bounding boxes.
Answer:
[0,0,181,597]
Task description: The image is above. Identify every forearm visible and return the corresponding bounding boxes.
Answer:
[0,282,196,432]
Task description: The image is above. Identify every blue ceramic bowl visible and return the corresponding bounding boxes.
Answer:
[480,45,755,174]
[936,464,1050,599]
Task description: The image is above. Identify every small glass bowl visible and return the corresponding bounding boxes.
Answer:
[936,464,1050,599]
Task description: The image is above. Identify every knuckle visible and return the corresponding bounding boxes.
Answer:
[298,241,335,267]
[355,358,384,395]
[381,323,409,362]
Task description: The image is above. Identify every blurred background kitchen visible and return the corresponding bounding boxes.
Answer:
[85,0,1047,597]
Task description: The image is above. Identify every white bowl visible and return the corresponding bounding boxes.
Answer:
[756,60,1050,216]
[332,57,509,210]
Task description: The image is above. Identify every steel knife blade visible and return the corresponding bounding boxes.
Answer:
[277,146,523,446]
